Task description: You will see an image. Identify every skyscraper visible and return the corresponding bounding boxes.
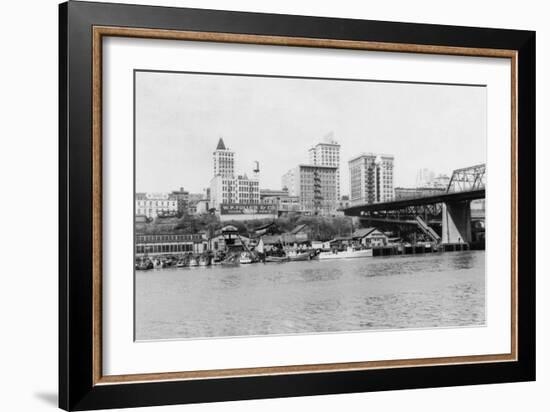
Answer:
[308,133,341,200]
[349,153,394,205]
[212,137,235,178]
[282,164,338,215]
[210,138,260,212]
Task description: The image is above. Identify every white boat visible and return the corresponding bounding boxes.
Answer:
[198,256,211,266]
[317,247,373,260]
[188,257,198,267]
[239,252,253,264]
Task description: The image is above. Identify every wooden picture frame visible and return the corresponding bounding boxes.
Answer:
[59,1,535,410]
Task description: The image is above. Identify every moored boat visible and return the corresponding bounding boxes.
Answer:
[265,255,290,263]
[221,254,239,266]
[239,252,253,264]
[136,259,154,270]
[317,247,373,260]
[188,257,199,267]
[198,255,211,266]
[287,251,312,261]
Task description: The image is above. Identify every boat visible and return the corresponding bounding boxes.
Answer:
[188,257,199,267]
[136,259,153,270]
[198,255,211,267]
[221,254,239,266]
[287,251,312,261]
[239,252,254,264]
[175,259,187,268]
[265,255,289,263]
[317,247,373,260]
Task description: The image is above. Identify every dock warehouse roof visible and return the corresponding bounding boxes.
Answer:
[352,228,383,239]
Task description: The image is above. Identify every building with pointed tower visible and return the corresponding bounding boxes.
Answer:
[209,138,271,221]
[212,137,235,178]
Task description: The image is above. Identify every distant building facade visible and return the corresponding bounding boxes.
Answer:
[171,187,189,215]
[260,188,301,214]
[416,169,450,189]
[212,137,235,177]
[308,133,341,200]
[209,138,264,220]
[431,174,451,189]
[282,164,338,215]
[348,153,394,205]
[195,199,210,214]
[210,174,260,208]
[135,192,178,219]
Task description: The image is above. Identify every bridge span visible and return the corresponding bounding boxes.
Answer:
[343,164,486,245]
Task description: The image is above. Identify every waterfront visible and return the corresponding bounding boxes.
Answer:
[135,250,485,340]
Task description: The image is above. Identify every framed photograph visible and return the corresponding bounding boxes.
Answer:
[59,1,535,410]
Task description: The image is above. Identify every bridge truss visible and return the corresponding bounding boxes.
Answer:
[446,164,486,193]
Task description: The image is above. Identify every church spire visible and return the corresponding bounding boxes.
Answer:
[216,137,226,150]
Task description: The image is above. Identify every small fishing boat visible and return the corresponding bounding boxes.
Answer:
[198,255,211,267]
[239,252,254,264]
[317,247,373,260]
[175,259,187,268]
[221,255,239,266]
[287,251,311,261]
[188,257,199,267]
[265,255,289,263]
[136,259,153,270]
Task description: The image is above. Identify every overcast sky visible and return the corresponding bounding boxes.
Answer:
[135,71,486,195]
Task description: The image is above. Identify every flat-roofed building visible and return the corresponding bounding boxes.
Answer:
[135,233,206,256]
[349,153,394,205]
[308,133,341,200]
[135,192,178,219]
[282,164,338,215]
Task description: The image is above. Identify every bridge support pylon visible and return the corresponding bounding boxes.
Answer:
[442,200,472,244]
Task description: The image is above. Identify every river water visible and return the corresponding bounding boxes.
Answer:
[135,250,485,341]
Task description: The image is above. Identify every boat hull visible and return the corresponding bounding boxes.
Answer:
[317,249,373,260]
[265,256,289,263]
[288,252,311,261]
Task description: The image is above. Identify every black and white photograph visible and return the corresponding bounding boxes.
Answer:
[134,70,487,341]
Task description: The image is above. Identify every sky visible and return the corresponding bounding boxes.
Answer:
[135,71,486,195]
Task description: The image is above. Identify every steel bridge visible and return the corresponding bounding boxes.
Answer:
[343,164,486,244]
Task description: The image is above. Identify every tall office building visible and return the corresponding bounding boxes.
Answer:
[282,164,338,215]
[210,139,260,211]
[308,133,341,200]
[212,138,235,178]
[349,153,394,205]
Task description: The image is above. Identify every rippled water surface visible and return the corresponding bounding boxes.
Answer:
[135,250,485,340]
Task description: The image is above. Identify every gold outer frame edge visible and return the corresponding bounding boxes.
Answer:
[91,26,518,386]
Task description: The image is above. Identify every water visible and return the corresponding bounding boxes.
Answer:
[135,250,485,341]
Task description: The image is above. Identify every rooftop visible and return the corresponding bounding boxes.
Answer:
[348,153,394,163]
[216,137,227,150]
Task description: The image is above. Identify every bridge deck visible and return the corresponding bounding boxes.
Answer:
[344,189,485,216]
